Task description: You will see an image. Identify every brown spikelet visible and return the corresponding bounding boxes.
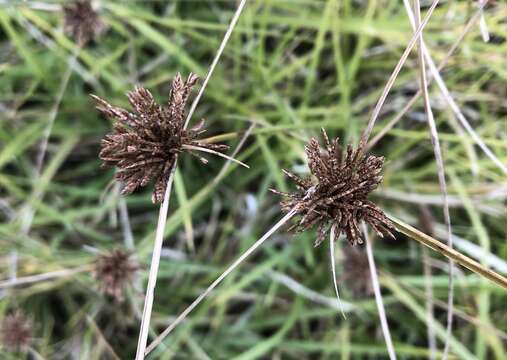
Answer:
[271,129,394,246]
[93,73,228,203]
[0,311,32,352]
[93,249,139,301]
[63,0,106,46]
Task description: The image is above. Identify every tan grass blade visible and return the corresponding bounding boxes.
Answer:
[182,144,250,168]
[409,1,454,357]
[367,2,488,151]
[389,215,507,290]
[358,0,440,151]
[329,225,346,319]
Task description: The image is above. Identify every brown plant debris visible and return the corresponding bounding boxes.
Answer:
[0,311,32,352]
[341,246,374,297]
[93,249,139,301]
[63,0,106,46]
[94,73,229,203]
[271,129,394,246]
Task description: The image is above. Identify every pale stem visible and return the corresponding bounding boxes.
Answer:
[135,173,175,360]
[364,223,397,360]
[145,208,298,356]
[329,224,346,318]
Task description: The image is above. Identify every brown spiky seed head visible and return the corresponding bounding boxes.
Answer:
[341,246,373,297]
[63,0,106,46]
[0,311,32,352]
[94,73,228,203]
[93,249,139,301]
[271,129,394,246]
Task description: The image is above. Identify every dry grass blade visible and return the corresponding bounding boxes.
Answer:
[389,215,507,290]
[366,1,488,151]
[363,223,397,360]
[410,1,454,357]
[145,208,298,356]
[358,0,440,150]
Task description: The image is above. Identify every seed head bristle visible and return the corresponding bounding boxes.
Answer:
[272,129,394,246]
[93,249,139,301]
[63,0,106,46]
[0,311,32,352]
[94,73,229,203]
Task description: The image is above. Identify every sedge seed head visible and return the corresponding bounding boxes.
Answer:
[63,0,106,46]
[94,73,228,203]
[272,129,394,246]
[93,249,139,301]
[0,311,32,352]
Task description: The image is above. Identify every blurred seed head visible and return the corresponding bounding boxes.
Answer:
[93,249,139,301]
[341,246,373,298]
[93,73,229,203]
[272,129,394,246]
[0,311,32,352]
[63,0,106,46]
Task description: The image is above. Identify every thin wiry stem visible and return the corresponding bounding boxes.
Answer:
[358,0,440,151]
[184,0,247,129]
[135,174,174,360]
[182,144,249,168]
[329,225,346,318]
[405,2,505,174]
[410,1,454,357]
[364,223,396,360]
[145,208,298,356]
[366,1,488,151]
[135,2,248,357]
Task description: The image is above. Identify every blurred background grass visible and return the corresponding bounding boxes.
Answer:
[1,0,506,358]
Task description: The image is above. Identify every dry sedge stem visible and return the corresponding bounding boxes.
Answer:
[390,216,507,290]
[272,129,394,247]
[94,73,231,203]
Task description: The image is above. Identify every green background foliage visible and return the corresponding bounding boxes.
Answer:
[1,0,506,358]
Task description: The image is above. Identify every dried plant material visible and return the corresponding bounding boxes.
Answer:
[93,249,139,301]
[63,0,106,46]
[272,129,394,246]
[0,311,32,352]
[94,73,230,203]
[341,246,374,297]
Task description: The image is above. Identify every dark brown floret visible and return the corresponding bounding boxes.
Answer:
[0,311,32,352]
[93,249,139,301]
[93,73,229,203]
[341,246,373,297]
[63,0,106,46]
[271,129,394,246]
